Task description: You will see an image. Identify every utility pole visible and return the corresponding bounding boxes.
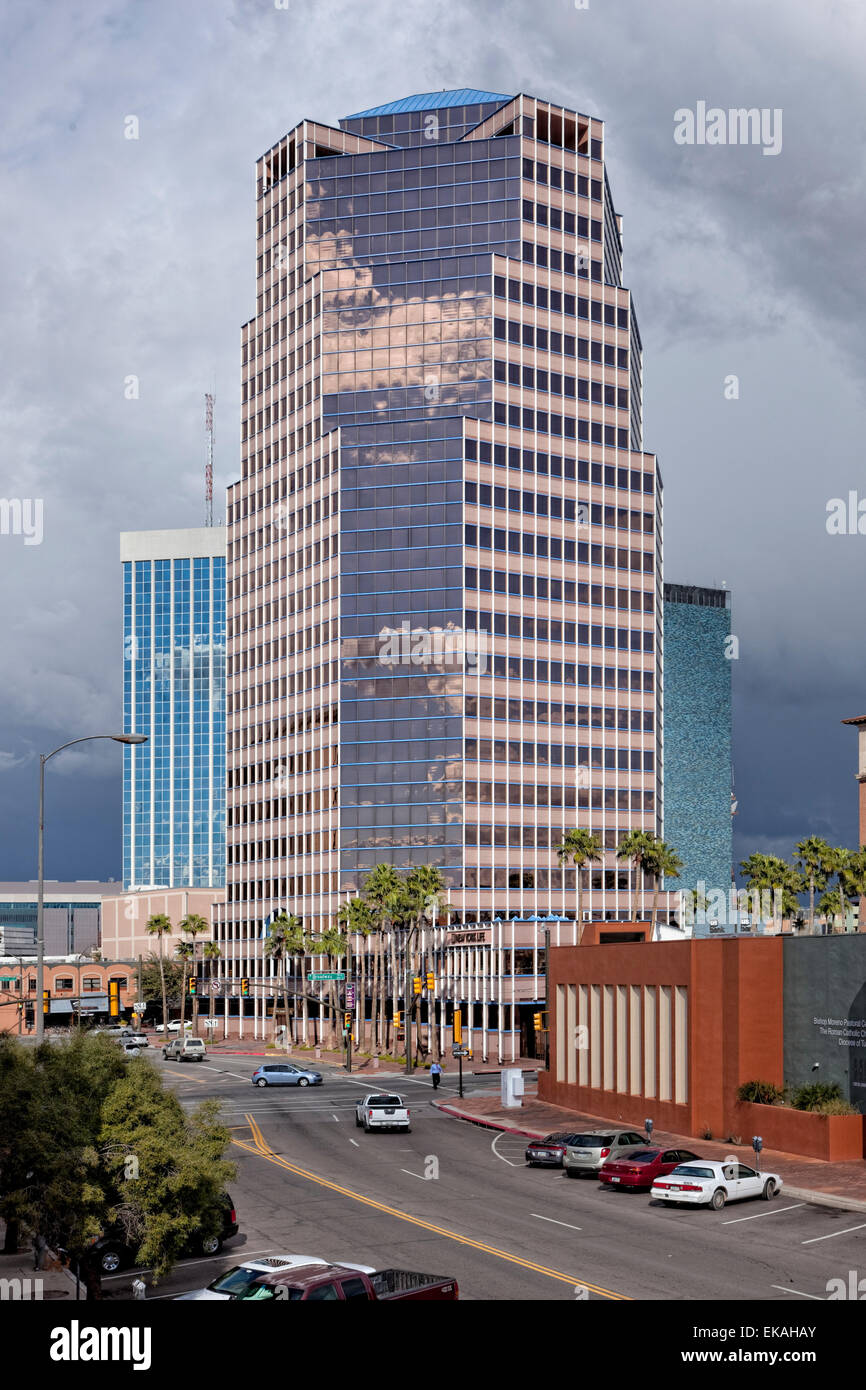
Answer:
[345,933,352,1074]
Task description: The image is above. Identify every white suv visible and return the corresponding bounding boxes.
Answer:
[163,1036,207,1062]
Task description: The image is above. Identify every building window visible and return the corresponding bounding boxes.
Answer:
[83,977,102,992]
[54,977,74,991]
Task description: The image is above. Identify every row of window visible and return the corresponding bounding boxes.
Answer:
[493,315,627,367]
[520,240,602,279]
[522,158,601,199]
[465,571,653,616]
[466,525,654,573]
[493,275,627,328]
[466,609,655,653]
[464,782,655,807]
[465,438,654,493]
[465,740,654,770]
[466,696,653,731]
[467,481,650,530]
[494,359,628,410]
[523,198,602,242]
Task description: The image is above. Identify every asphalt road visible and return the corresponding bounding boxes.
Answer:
[104,1056,866,1303]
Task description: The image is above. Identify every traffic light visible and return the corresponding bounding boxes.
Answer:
[533,1011,544,1032]
[453,1008,462,1044]
[240,978,250,997]
[43,989,51,1016]
[393,1011,401,1029]
[16,1001,23,1015]
[343,1012,351,1030]
[412,976,422,995]
[425,971,435,992]
[188,977,197,996]
[108,980,120,1018]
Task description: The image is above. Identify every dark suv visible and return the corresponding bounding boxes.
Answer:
[86,1195,238,1274]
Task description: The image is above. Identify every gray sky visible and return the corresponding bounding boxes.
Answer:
[1,0,864,882]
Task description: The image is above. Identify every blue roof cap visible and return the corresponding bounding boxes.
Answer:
[344,88,513,119]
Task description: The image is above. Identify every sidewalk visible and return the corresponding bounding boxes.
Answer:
[0,1248,80,1301]
[433,1082,866,1212]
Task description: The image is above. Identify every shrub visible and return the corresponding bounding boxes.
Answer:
[815,1097,858,1116]
[737,1080,785,1106]
[789,1082,843,1112]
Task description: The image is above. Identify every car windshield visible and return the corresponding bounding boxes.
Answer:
[570,1135,614,1147]
[209,1266,268,1296]
[671,1166,714,1179]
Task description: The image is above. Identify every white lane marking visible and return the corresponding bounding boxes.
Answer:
[101,1248,275,1282]
[722,1203,804,1225]
[802,1222,866,1245]
[491,1132,522,1168]
[401,1169,428,1180]
[349,1139,359,1148]
[531,1214,582,1232]
[769,1285,825,1300]
[333,1114,339,1122]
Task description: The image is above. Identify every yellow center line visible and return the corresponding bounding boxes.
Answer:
[235,1113,629,1300]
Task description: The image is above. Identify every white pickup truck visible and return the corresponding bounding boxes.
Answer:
[355,1093,411,1133]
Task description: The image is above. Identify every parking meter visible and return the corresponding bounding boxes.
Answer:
[645,1117,653,1143]
[752,1135,763,1172]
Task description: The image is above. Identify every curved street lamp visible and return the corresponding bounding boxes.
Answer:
[36,733,147,1043]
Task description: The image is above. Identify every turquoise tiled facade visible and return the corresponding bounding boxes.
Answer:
[663,584,732,931]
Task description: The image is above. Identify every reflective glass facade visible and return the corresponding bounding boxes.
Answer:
[223,92,666,1050]
[121,530,226,889]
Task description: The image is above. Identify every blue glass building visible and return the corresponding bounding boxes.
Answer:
[121,528,226,889]
[662,583,733,926]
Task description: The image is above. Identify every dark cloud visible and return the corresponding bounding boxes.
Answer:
[0,0,862,878]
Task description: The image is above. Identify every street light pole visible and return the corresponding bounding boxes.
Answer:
[36,733,147,1043]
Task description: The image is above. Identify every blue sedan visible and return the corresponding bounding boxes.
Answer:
[251,1062,323,1088]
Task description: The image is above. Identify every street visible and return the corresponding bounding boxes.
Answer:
[100,1057,866,1302]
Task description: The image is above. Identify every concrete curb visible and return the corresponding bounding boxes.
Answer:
[434,1101,866,1213]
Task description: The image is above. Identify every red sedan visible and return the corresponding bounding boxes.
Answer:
[599,1147,702,1190]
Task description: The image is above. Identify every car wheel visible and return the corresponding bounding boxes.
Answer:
[762,1178,776,1201]
[565,1170,578,1179]
[100,1249,124,1275]
[256,1078,268,1087]
[710,1188,726,1210]
[298,1077,309,1087]
[355,1115,362,1127]
[405,1127,412,1134]
[200,1234,222,1256]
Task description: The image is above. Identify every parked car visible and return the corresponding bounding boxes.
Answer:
[251,1062,322,1087]
[563,1129,648,1178]
[119,1042,148,1059]
[525,1132,584,1167]
[599,1146,701,1190]
[118,1032,149,1049]
[176,1254,377,1300]
[234,1262,458,1301]
[163,1037,206,1062]
[355,1093,411,1132]
[85,1195,238,1275]
[650,1159,783,1210]
[154,1021,191,1033]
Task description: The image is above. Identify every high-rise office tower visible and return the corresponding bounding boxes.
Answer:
[662,583,733,931]
[224,90,663,1042]
[121,527,226,890]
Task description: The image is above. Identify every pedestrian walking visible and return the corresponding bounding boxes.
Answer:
[430,1060,442,1089]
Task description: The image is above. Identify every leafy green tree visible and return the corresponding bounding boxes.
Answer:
[817,887,845,934]
[838,847,866,933]
[793,837,834,935]
[145,914,173,1030]
[556,829,603,939]
[140,956,184,1014]
[336,897,375,1051]
[98,1062,235,1282]
[616,830,655,921]
[739,854,802,928]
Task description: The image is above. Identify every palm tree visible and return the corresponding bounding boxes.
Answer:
[337,897,375,1051]
[317,923,348,1048]
[642,839,683,937]
[793,837,834,935]
[175,941,193,1030]
[403,865,451,1061]
[555,828,603,940]
[283,915,309,1042]
[265,912,302,1043]
[178,912,209,1035]
[817,887,845,934]
[838,847,866,933]
[364,865,403,1054]
[203,941,221,1028]
[145,913,172,1033]
[615,830,655,922]
[739,853,802,930]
